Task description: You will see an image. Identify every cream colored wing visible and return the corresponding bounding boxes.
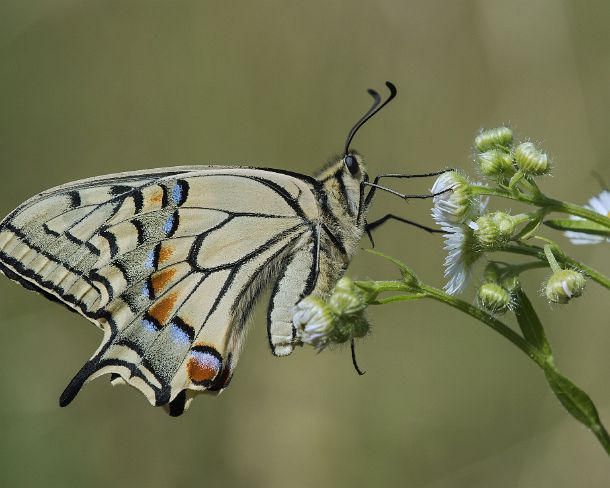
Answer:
[0,166,322,415]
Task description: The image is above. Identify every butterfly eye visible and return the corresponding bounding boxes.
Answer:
[344,154,359,176]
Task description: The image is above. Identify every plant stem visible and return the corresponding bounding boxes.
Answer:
[502,243,610,290]
[543,244,562,273]
[419,284,547,367]
[470,185,610,229]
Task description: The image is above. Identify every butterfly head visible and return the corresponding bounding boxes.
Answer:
[315,82,397,223]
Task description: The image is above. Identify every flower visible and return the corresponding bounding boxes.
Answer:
[441,224,482,295]
[475,127,514,153]
[544,269,586,304]
[564,190,610,245]
[477,149,514,177]
[431,171,484,225]
[293,297,335,351]
[477,282,511,314]
[514,142,550,176]
[293,278,371,350]
[469,211,517,250]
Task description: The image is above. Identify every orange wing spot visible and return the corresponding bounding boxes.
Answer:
[157,244,174,265]
[187,345,222,384]
[148,291,178,325]
[147,188,165,206]
[151,267,177,295]
[187,355,220,383]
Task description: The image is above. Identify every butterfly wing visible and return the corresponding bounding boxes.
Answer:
[0,166,322,415]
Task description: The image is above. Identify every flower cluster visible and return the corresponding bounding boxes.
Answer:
[293,277,370,351]
[431,127,608,305]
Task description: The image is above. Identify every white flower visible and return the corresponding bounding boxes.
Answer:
[441,224,481,295]
[564,190,610,245]
[432,173,488,295]
[293,296,335,351]
[431,171,484,225]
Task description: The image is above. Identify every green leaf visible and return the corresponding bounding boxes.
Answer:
[513,218,541,240]
[544,219,610,237]
[364,249,420,287]
[544,365,610,452]
[513,289,552,358]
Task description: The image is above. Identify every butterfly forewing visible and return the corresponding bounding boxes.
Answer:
[0,166,323,414]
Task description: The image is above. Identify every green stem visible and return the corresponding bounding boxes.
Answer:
[419,283,610,457]
[419,284,547,367]
[502,243,610,290]
[470,185,610,229]
[543,244,562,273]
[546,198,610,229]
[507,261,549,275]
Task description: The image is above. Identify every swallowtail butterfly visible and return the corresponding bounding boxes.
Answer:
[0,82,440,416]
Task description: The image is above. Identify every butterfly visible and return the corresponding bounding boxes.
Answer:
[0,82,444,416]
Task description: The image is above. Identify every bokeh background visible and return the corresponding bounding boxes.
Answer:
[0,1,609,487]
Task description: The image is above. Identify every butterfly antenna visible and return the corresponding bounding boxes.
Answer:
[344,81,398,155]
[351,338,366,376]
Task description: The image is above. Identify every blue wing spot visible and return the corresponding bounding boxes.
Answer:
[163,214,175,235]
[142,282,151,299]
[172,183,183,205]
[170,324,191,344]
[142,319,158,333]
[145,249,155,269]
[191,350,221,371]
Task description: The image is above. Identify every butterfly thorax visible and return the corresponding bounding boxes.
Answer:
[312,154,368,292]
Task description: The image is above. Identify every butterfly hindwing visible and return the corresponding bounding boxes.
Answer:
[0,166,323,414]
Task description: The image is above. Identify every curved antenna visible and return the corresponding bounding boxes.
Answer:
[344,81,398,155]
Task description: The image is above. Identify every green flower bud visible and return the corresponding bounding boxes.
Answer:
[477,149,514,177]
[329,277,367,315]
[477,282,511,314]
[332,315,370,343]
[514,142,550,176]
[501,274,520,293]
[475,127,513,152]
[545,269,586,304]
[293,278,372,350]
[470,211,517,249]
[483,262,503,283]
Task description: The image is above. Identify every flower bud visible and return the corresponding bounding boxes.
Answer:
[483,262,502,283]
[477,149,514,177]
[294,278,372,350]
[470,212,516,249]
[514,142,550,176]
[477,282,511,314]
[501,274,520,293]
[293,297,335,350]
[475,127,513,152]
[544,269,586,304]
[329,277,367,315]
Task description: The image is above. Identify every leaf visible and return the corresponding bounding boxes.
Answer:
[513,289,552,358]
[514,218,541,240]
[544,219,610,237]
[364,249,420,286]
[544,365,610,448]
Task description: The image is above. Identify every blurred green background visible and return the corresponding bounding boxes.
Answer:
[0,1,609,487]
